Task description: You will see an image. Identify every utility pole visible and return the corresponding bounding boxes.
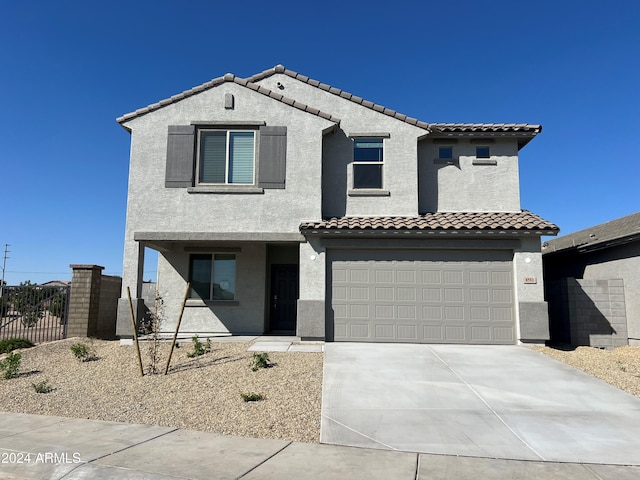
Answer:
[1,244,9,299]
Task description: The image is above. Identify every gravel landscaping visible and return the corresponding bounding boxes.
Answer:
[0,337,323,443]
[2,338,639,446]
[530,345,640,397]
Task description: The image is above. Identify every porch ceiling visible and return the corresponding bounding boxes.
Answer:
[134,232,305,252]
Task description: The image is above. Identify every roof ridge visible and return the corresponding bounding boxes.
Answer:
[116,72,341,125]
[246,65,431,131]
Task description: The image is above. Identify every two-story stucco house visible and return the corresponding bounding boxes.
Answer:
[115,65,559,345]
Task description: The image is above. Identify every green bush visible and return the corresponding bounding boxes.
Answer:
[251,352,271,371]
[240,392,264,402]
[70,342,96,362]
[32,380,53,393]
[49,293,66,317]
[0,337,34,354]
[21,311,42,327]
[0,352,21,379]
[187,336,212,358]
[14,281,45,327]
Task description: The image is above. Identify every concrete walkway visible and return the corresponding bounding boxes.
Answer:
[1,412,638,479]
[321,344,640,465]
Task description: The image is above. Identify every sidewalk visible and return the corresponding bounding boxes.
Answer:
[1,412,638,480]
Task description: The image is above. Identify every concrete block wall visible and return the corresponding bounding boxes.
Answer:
[565,278,628,349]
[97,275,122,339]
[68,265,122,339]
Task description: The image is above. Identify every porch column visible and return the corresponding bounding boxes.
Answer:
[297,238,326,340]
[116,240,146,337]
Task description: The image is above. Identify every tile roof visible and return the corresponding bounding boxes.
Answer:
[542,212,640,255]
[249,66,543,138]
[117,65,541,142]
[300,211,559,235]
[247,65,431,130]
[116,73,341,125]
[429,123,542,134]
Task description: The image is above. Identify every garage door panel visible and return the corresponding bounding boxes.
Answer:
[397,287,416,301]
[470,289,490,303]
[375,287,394,301]
[424,325,444,341]
[445,325,466,341]
[422,288,442,302]
[349,304,370,318]
[329,250,515,344]
[397,324,418,340]
[375,269,394,283]
[422,270,442,284]
[349,324,369,339]
[375,305,394,319]
[375,324,394,339]
[423,305,443,320]
[350,287,369,300]
[444,288,464,302]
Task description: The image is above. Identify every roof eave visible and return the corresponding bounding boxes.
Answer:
[300,228,559,237]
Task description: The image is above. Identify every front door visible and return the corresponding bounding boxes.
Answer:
[270,265,299,331]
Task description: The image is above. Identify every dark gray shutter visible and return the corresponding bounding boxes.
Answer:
[165,125,195,188]
[258,126,287,189]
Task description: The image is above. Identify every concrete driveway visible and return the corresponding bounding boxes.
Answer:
[321,344,640,465]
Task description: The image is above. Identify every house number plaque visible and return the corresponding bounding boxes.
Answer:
[524,277,537,284]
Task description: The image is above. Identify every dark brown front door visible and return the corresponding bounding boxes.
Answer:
[270,265,298,331]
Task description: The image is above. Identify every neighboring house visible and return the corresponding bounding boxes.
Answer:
[115,65,558,345]
[543,212,640,348]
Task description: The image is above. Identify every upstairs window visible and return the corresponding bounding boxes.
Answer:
[198,130,255,184]
[476,146,490,159]
[353,138,384,189]
[189,254,237,301]
[438,146,453,159]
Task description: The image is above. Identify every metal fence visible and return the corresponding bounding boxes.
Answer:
[0,285,70,343]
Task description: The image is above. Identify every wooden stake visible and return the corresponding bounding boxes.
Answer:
[127,286,144,377]
[164,282,190,375]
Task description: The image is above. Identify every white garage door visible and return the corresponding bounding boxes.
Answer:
[329,250,515,344]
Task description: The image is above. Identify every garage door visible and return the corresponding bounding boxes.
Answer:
[328,250,515,344]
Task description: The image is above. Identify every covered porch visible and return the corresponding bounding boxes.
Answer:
[116,232,304,338]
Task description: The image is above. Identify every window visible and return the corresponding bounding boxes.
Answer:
[198,130,255,184]
[476,146,490,159]
[189,254,236,301]
[353,138,383,189]
[438,146,453,159]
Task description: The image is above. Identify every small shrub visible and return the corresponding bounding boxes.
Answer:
[21,310,42,327]
[0,337,34,354]
[240,392,265,402]
[70,342,96,362]
[0,352,21,379]
[251,352,271,371]
[49,294,66,318]
[187,336,212,358]
[145,292,164,375]
[32,380,53,393]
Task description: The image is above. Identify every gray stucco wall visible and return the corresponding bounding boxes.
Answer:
[254,74,426,217]
[513,237,549,343]
[155,243,267,335]
[418,139,521,213]
[117,81,334,333]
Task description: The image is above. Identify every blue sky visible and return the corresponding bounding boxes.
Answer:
[1,0,638,285]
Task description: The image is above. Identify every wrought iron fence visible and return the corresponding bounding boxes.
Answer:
[0,285,69,343]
